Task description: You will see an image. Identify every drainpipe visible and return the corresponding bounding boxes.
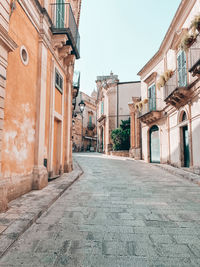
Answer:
[117,83,119,128]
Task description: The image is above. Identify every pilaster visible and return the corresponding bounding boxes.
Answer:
[33,39,48,189]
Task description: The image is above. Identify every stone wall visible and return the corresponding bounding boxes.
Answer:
[110,150,130,157]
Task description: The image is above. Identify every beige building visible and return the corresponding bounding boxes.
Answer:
[72,91,97,152]
[0,0,81,212]
[135,0,200,174]
[96,72,140,154]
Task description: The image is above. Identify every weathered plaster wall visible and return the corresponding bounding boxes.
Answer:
[2,3,38,178]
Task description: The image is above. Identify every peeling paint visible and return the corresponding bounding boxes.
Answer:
[4,105,35,164]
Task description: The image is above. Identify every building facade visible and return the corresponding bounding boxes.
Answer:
[72,91,97,152]
[96,72,140,154]
[137,0,200,173]
[0,0,81,211]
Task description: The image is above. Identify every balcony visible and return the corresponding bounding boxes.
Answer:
[87,123,95,130]
[50,3,80,59]
[188,36,200,77]
[164,70,190,108]
[138,99,163,124]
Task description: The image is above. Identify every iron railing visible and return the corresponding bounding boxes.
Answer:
[164,71,177,100]
[138,98,163,118]
[188,36,200,72]
[50,2,80,59]
[87,123,95,130]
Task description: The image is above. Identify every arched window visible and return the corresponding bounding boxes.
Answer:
[182,111,187,122]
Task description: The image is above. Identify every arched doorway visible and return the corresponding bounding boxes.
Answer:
[149,125,160,163]
[180,111,190,167]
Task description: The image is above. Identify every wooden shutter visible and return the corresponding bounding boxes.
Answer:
[178,50,187,87]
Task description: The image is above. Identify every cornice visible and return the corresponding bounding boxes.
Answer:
[138,0,196,77]
[0,25,18,52]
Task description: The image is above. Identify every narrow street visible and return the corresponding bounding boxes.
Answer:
[1,153,200,266]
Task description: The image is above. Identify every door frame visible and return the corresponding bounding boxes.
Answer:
[149,125,160,163]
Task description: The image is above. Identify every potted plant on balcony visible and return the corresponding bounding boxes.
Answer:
[157,70,173,90]
[191,14,200,33]
[143,98,148,104]
[181,33,197,51]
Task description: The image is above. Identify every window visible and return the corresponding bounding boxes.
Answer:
[101,101,104,114]
[55,69,63,94]
[182,111,187,122]
[148,84,156,111]
[89,115,92,127]
[177,50,187,87]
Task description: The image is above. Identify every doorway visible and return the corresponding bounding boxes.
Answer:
[150,125,160,163]
[182,125,190,167]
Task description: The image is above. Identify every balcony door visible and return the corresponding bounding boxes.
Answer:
[177,50,187,87]
[56,0,65,28]
[148,84,156,112]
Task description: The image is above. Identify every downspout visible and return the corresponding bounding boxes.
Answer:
[96,88,99,152]
[117,83,119,128]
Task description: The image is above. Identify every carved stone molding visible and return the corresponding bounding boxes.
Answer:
[52,35,68,50]
[58,45,73,60]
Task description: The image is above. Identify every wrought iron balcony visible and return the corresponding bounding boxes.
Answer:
[164,70,190,108]
[188,36,200,77]
[87,123,95,130]
[138,98,163,124]
[50,2,80,59]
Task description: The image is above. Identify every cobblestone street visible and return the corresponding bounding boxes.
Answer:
[1,153,200,266]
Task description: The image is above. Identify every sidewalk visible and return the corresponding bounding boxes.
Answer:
[155,163,200,186]
[0,160,83,258]
[102,154,200,186]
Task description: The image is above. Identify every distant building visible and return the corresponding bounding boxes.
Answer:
[72,91,97,152]
[96,72,140,154]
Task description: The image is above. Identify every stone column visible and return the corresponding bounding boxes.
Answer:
[33,39,48,189]
[64,56,74,173]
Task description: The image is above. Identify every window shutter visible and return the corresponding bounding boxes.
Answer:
[177,53,182,87]
[178,51,187,87]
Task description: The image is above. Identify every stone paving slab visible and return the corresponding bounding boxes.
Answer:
[0,160,83,259]
[103,154,200,186]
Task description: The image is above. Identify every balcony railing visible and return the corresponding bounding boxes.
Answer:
[50,3,80,59]
[138,98,163,118]
[164,71,177,100]
[87,123,95,130]
[137,98,163,124]
[188,36,200,76]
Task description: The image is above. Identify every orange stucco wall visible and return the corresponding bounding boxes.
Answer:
[45,51,52,158]
[1,2,38,178]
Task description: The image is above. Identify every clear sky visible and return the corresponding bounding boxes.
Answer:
[75,0,182,96]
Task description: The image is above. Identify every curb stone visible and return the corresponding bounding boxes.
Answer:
[0,159,83,259]
[154,163,200,185]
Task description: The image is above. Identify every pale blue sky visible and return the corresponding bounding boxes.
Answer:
[75,0,182,95]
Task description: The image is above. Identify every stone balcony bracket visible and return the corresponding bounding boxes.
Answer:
[139,110,162,125]
[165,87,191,109]
[58,45,73,60]
[52,35,68,50]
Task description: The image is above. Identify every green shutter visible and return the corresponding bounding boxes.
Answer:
[148,84,156,111]
[56,0,64,28]
[178,50,187,87]
[101,102,104,114]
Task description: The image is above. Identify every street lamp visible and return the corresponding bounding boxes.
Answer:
[78,100,85,151]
